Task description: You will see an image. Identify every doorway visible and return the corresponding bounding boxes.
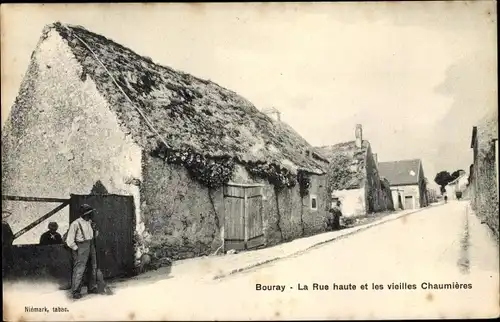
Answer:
[69,194,136,279]
[223,183,265,251]
[404,195,414,210]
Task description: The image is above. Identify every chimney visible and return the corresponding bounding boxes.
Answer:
[263,107,281,122]
[355,124,363,148]
[373,153,378,165]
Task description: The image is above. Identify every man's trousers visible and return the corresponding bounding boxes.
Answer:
[71,240,97,295]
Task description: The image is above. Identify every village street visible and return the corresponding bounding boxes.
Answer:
[4,200,499,321]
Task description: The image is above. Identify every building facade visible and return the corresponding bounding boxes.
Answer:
[378,159,429,210]
[316,124,394,217]
[447,172,469,200]
[1,23,331,269]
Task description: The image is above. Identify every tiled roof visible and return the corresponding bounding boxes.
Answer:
[377,159,421,186]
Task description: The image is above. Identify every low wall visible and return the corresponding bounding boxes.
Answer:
[8,244,72,285]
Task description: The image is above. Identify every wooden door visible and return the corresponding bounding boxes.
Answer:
[69,194,136,279]
[223,186,246,251]
[404,196,414,210]
[246,187,264,249]
[223,184,264,251]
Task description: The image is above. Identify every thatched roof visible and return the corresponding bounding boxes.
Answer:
[47,22,327,175]
[315,140,369,190]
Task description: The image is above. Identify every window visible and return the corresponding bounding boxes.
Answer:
[310,195,318,210]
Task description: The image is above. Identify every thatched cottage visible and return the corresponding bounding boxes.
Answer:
[315,125,394,217]
[469,108,498,238]
[378,159,429,210]
[1,23,331,267]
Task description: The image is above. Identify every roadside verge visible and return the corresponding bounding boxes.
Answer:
[210,204,439,280]
[162,204,441,282]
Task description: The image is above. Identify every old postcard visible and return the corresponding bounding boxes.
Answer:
[1,2,498,321]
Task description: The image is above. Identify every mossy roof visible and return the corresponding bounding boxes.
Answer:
[47,22,328,175]
[315,140,369,190]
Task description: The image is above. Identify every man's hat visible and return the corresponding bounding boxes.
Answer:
[80,204,95,216]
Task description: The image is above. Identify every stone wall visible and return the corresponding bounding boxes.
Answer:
[471,154,498,239]
[140,155,223,261]
[1,29,142,245]
[301,175,329,237]
[470,111,498,239]
[364,145,393,212]
[353,145,394,213]
[380,179,395,211]
[140,159,329,261]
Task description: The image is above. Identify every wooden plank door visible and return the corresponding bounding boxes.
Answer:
[245,187,264,249]
[223,186,246,251]
[69,194,136,279]
[223,185,264,251]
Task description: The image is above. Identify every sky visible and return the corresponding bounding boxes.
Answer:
[1,2,497,190]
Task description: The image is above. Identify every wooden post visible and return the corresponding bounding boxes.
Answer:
[1,195,69,203]
[221,192,226,253]
[244,187,248,249]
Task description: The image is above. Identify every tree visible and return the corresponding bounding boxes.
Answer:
[434,171,454,193]
[451,169,465,180]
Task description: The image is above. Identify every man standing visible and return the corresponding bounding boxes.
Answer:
[329,200,343,230]
[66,204,99,299]
[39,222,63,245]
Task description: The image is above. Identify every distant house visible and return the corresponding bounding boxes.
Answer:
[447,171,468,200]
[316,124,394,218]
[469,108,498,237]
[1,23,331,268]
[378,159,429,210]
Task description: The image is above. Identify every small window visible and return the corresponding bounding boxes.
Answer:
[310,195,318,210]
